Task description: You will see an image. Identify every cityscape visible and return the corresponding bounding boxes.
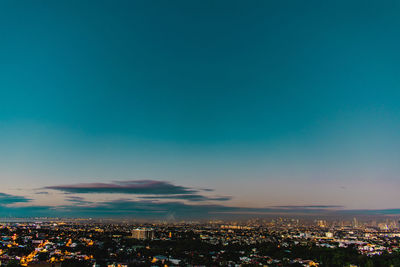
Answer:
[0,217,400,266]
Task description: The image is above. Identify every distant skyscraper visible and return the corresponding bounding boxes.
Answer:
[353,217,358,228]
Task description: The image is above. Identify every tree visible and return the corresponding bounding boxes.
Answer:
[6,260,21,267]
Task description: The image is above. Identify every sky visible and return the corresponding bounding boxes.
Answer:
[0,0,400,218]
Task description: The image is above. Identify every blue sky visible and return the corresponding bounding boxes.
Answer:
[1,0,400,218]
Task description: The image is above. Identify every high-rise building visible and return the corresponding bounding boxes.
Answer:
[316,220,327,228]
[353,217,358,228]
[131,228,155,240]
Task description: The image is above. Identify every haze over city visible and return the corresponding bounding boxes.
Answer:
[1,0,400,219]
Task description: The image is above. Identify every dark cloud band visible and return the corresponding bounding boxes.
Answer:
[44,180,197,195]
[1,197,399,219]
[44,180,230,203]
[0,193,31,205]
[139,194,232,202]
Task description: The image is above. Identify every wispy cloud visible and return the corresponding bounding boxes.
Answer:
[139,194,232,202]
[273,205,344,209]
[65,196,93,205]
[0,193,31,205]
[35,191,49,195]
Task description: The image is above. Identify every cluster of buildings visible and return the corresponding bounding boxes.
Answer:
[0,217,398,266]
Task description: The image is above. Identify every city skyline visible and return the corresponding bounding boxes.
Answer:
[1,0,400,218]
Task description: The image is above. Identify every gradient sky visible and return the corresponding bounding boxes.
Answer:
[1,0,400,218]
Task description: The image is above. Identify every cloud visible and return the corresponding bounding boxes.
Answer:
[273,205,344,209]
[44,180,231,203]
[35,191,49,195]
[1,180,393,219]
[0,197,399,219]
[0,205,53,217]
[339,209,400,215]
[201,188,214,192]
[44,180,197,195]
[65,196,93,205]
[54,199,241,218]
[139,194,232,202]
[0,193,31,205]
